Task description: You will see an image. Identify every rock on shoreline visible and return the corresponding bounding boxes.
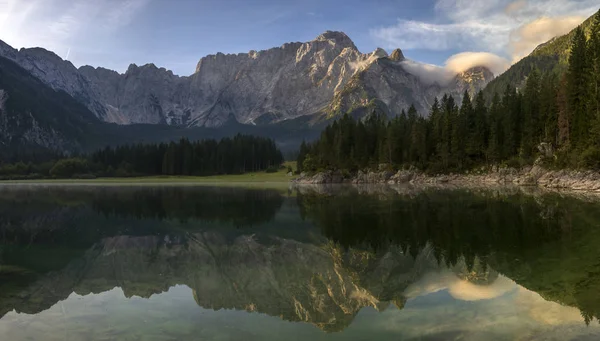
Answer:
[293,166,600,192]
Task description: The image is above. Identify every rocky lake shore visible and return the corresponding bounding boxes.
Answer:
[293,165,600,193]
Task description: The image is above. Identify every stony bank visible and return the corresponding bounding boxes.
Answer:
[293,166,600,192]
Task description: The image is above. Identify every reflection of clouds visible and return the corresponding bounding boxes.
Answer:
[381,269,599,339]
[516,288,583,325]
[404,270,517,301]
[449,277,516,301]
[404,269,585,325]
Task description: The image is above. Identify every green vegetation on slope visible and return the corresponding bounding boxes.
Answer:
[484,10,598,98]
[0,56,100,156]
[299,11,600,173]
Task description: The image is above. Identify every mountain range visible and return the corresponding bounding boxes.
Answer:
[0,11,594,155]
[0,31,491,127]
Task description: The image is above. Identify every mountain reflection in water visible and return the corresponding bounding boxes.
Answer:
[1,185,600,340]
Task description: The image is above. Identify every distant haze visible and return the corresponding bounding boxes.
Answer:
[401,52,510,86]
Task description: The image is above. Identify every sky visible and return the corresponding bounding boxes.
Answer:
[0,0,598,76]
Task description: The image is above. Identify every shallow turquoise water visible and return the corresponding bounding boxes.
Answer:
[1,185,600,340]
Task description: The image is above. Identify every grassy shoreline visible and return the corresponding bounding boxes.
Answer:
[0,162,297,186]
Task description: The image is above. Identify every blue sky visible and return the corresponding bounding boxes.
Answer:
[0,0,598,76]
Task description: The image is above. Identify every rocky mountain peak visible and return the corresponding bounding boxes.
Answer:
[389,48,405,62]
[457,66,494,83]
[126,63,140,74]
[125,63,175,76]
[78,65,120,77]
[371,48,388,59]
[19,47,66,64]
[0,39,17,59]
[315,31,357,50]
[0,32,493,130]
[446,66,495,100]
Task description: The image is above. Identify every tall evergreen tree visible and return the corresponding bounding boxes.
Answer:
[472,91,488,162]
[452,91,469,167]
[557,74,570,147]
[522,68,542,158]
[440,95,454,169]
[487,93,502,163]
[501,85,521,159]
[429,97,442,157]
[567,26,591,149]
[540,73,559,145]
[589,11,600,145]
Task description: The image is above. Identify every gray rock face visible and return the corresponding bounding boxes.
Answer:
[389,48,405,62]
[447,66,495,101]
[0,41,107,120]
[0,89,6,113]
[328,57,443,116]
[80,63,187,125]
[0,32,494,128]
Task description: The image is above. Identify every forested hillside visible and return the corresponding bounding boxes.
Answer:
[483,11,597,98]
[0,56,100,158]
[298,11,600,174]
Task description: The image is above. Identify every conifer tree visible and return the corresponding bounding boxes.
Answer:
[407,104,420,164]
[473,91,488,162]
[522,68,542,158]
[539,73,559,145]
[501,85,520,159]
[487,93,502,162]
[452,92,468,167]
[557,74,570,147]
[568,26,590,149]
[440,95,454,169]
[588,11,600,145]
[429,97,442,156]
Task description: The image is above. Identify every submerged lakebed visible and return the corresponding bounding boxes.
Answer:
[1,184,600,340]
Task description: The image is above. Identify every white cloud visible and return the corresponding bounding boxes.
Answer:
[515,287,584,325]
[0,0,149,62]
[370,20,508,53]
[400,59,454,86]
[446,52,511,75]
[400,52,510,86]
[505,0,527,14]
[448,275,516,301]
[371,0,599,64]
[403,270,517,301]
[105,0,150,28]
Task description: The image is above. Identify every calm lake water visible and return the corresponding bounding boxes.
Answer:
[1,184,600,340]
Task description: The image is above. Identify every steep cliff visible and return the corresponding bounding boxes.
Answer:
[0,55,101,156]
[0,31,494,129]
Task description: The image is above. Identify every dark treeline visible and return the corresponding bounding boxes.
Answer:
[90,134,283,176]
[298,11,600,173]
[0,134,283,179]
